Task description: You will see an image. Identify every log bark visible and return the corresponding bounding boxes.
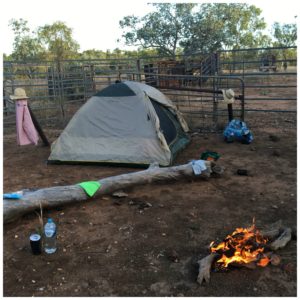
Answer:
[197,253,219,285]
[260,220,283,240]
[4,160,221,224]
[269,227,292,251]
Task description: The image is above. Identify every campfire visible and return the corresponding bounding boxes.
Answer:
[209,219,270,269]
[197,220,292,285]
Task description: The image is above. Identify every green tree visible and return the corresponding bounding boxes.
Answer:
[9,18,45,61]
[119,3,197,59]
[272,22,297,47]
[8,19,47,79]
[80,49,107,60]
[119,3,268,57]
[183,3,267,54]
[37,21,79,63]
[271,21,297,67]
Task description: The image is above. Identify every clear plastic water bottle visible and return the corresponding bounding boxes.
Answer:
[44,218,57,254]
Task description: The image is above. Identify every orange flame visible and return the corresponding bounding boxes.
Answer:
[210,221,270,268]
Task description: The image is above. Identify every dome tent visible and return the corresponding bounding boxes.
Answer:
[48,80,190,166]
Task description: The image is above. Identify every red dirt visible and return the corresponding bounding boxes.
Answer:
[3,114,296,296]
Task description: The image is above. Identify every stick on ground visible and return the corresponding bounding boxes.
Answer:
[197,253,219,285]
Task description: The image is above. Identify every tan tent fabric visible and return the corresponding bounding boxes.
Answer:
[125,81,189,132]
[48,81,189,166]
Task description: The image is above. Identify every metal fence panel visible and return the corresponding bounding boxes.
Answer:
[3,46,297,132]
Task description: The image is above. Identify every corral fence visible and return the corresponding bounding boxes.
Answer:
[3,46,296,132]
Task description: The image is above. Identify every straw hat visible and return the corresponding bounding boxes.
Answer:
[9,88,29,100]
[221,89,235,104]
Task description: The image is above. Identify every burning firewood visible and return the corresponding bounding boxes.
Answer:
[197,253,219,284]
[269,227,292,251]
[197,220,292,285]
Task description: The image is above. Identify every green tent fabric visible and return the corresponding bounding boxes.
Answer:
[48,81,190,166]
[78,181,101,197]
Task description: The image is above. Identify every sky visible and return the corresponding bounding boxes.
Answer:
[0,0,299,55]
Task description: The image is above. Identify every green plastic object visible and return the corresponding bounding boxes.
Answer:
[200,151,221,161]
[78,181,101,197]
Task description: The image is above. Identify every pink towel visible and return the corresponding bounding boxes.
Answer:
[15,100,39,145]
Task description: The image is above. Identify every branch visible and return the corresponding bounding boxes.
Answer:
[197,253,219,285]
[269,228,292,251]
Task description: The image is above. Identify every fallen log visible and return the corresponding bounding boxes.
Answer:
[4,160,222,224]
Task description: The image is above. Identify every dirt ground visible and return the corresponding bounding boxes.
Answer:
[3,113,297,297]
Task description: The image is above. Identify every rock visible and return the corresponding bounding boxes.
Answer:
[150,282,171,296]
[128,198,152,210]
[82,281,89,289]
[272,150,281,157]
[188,211,197,218]
[237,169,248,176]
[139,202,152,209]
[282,262,295,274]
[191,132,199,137]
[167,249,180,263]
[112,191,128,198]
[270,254,281,266]
[113,199,122,206]
[269,134,280,142]
[106,245,112,253]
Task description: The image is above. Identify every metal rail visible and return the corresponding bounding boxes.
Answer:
[3,46,297,131]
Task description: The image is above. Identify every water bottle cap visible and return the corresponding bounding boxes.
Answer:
[48,218,53,223]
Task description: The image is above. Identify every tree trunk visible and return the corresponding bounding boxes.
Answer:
[4,161,221,224]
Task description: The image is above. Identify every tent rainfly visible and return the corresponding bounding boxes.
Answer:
[48,80,190,166]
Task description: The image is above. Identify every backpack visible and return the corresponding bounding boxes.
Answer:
[223,119,253,144]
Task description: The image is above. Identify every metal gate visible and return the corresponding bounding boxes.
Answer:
[3,46,297,132]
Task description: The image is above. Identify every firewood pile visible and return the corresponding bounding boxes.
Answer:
[197,220,293,285]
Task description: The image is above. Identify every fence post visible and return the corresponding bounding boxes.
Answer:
[212,76,218,130]
[136,59,141,82]
[56,60,65,121]
[214,52,219,75]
